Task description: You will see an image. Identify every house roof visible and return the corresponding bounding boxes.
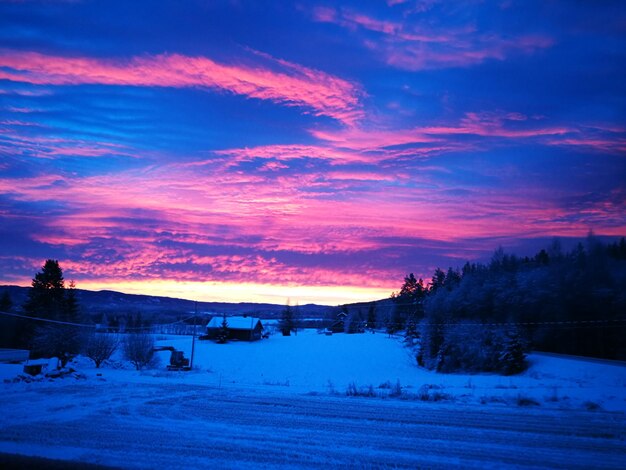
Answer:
[206,316,262,331]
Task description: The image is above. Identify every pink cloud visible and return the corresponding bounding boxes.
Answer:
[382,34,553,70]
[545,136,626,154]
[5,106,42,113]
[6,152,617,255]
[3,142,625,299]
[310,127,440,151]
[311,8,553,70]
[212,144,376,165]
[0,49,363,125]
[311,111,576,153]
[0,131,134,159]
[312,6,337,23]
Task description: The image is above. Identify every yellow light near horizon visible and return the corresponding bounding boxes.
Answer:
[76,280,394,306]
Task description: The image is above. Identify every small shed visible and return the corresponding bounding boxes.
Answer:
[206,316,263,341]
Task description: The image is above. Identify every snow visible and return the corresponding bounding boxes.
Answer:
[2,330,625,411]
[206,315,261,330]
[146,330,626,411]
[0,330,624,468]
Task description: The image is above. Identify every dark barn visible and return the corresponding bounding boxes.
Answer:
[205,316,263,341]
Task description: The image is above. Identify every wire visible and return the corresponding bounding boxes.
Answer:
[0,310,201,330]
[417,319,626,328]
[2,309,624,330]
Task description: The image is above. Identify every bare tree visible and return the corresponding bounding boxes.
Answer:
[123,332,155,370]
[84,333,118,368]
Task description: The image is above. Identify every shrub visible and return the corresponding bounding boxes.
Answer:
[346,382,377,397]
[415,384,449,402]
[389,380,403,398]
[516,395,540,407]
[346,381,358,396]
[583,401,602,411]
[123,333,155,370]
[84,333,118,368]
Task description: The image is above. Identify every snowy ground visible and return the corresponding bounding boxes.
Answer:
[0,330,624,468]
[150,329,626,412]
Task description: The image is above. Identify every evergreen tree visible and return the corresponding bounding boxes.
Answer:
[534,249,550,265]
[430,268,446,292]
[499,329,527,375]
[218,313,229,343]
[392,273,426,333]
[24,261,82,365]
[280,301,294,336]
[366,303,376,329]
[400,237,626,371]
[399,273,421,299]
[404,315,419,345]
[444,268,461,290]
[64,280,80,322]
[293,302,300,336]
[346,309,364,334]
[23,259,66,319]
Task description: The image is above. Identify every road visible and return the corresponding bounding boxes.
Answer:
[0,381,624,469]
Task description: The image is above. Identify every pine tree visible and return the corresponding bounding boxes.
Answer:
[24,259,66,319]
[444,268,461,290]
[366,303,376,329]
[404,315,419,345]
[499,329,527,375]
[280,301,294,336]
[25,261,82,365]
[430,268,446,292]
[293,302,300,336]
[64,280,79,322]
[391,273,426,333]
[218,313,229,343]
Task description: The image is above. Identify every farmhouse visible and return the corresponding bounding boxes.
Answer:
[330,311,347,333]
[205,315,263,341]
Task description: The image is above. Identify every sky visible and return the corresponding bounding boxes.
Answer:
[0,0,625,305]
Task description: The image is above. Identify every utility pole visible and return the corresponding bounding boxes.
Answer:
[190,301,197,369]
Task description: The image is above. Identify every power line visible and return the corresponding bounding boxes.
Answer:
[0,310,202,330]
[1,309,624,330]
[418,319,626,328]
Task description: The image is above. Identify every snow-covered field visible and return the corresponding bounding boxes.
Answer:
[0,330,624,468]
[147,329,626,412]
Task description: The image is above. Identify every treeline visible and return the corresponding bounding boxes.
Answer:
[392,235,626,373]
[0,260,156,365]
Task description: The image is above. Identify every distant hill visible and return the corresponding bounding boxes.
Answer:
[0,285,334,323]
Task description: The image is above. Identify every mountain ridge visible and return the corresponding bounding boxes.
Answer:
[0,285,359,321]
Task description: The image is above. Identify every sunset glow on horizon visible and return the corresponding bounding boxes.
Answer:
[1,1,625,305]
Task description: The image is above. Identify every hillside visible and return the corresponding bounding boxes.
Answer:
[0,285,333,323]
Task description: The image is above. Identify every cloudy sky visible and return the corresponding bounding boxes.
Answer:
[1,0,625,305]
